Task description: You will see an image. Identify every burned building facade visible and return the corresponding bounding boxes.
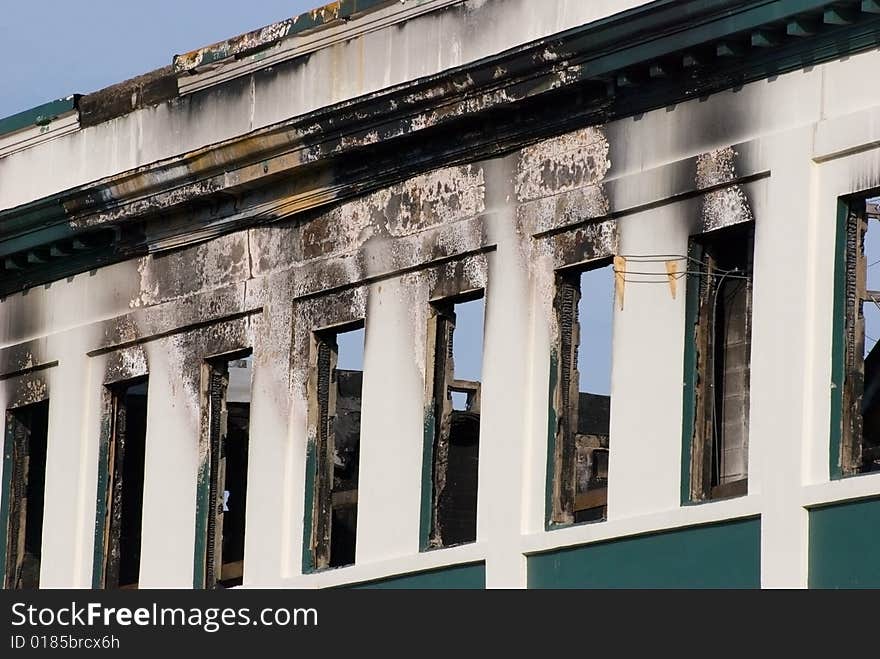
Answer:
[3,0,880,588]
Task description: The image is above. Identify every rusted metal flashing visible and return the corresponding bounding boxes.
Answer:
[174,1,395,73]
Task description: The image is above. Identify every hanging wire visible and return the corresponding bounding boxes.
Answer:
[614,269,750,279]
[616,253,743,272]
[614,254,751,280]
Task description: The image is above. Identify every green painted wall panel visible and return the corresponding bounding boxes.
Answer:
[528,518,761,588]
[809,498,880,588]
[347,562,485,589]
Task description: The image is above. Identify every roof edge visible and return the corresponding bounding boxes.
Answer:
[0,96,79,139]
[172,0,398,72]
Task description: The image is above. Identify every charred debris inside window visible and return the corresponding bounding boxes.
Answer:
[200,351,252,589]
[98,378,148,590]
[687,222,754,501]
[550,263,613,526]
[840,196,880,475]
[425,292,483,549]
[309,323,363,570]
[2,400,49,589]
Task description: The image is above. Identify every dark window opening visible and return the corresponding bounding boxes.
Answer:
[310,324,363,570]
[101,378,148,590]
[202,352,251,589]
[841,197,880,474]
[688,223,753,501]
[551,263,613,526]
[427,293,483,548]
[3,399,49,589]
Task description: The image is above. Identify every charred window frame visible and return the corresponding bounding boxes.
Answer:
[833,196,880,477]
[421,291,483,550]
[0,400,49,589]
[682,222,754,503]
[195,349,252,589]
[93,377,149,589]
[305,321,363,572]
[547,261,613,528]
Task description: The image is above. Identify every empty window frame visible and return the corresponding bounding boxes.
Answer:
[308,323,364,570]
[423,293,484,549]
[836,196,880,475]
[197,351,252,589]
[549,263,613,526]
[95,378,148,589]
[1,399,49,589]
[685,222,754,501]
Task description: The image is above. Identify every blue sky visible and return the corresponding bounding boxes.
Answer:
[0,1,318,119]
[1,2,616,397]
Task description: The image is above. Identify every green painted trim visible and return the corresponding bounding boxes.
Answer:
[0,97,77,138]
[301,438,318,574]
[680,242,703,505]
[0,416,16,587]
[345,562,485,589]
[809,497,880,588]
[418,411,435,550]
[544,350,559,530]
[192,441,211,589]
[829,199,850,481]
[528,517,761,588]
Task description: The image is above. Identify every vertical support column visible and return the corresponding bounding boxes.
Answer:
[246,276,293,584]
[138,341,198,587]
[356,279,424,562]
[751,129,813,588]
[607,206,689,519]
[42,333,91,587]
[479,157,529,588]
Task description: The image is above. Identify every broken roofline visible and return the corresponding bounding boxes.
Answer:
[0,0,396,136]
[172,0,399,72]
[2,0,880,296]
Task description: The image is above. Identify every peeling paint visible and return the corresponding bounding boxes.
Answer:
[133,233,250,308]
[696,147,753,232]
[301,164,485,261]
[516,127,612,203]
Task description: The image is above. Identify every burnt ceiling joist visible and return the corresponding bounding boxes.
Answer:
[2,0,880,295]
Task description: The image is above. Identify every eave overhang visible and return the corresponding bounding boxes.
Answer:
[2,0,880,295]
